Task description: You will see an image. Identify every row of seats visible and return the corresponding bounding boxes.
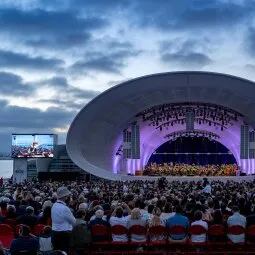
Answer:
[91,224,255,245]
[0,223,46,248]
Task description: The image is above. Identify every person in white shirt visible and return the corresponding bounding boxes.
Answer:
[51,186,76,253]
[127,208,147,242]
[191,210,208,243]
[202,182,212,194]
[227,206,246,243]
[110,203,131,242]
[160,202,175,225]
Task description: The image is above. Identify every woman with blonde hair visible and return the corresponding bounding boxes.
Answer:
[149,207,165,241]
[127,208,147,242]
[149,207,162,227]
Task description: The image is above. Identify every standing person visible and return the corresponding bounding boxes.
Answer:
[51,186,76,253]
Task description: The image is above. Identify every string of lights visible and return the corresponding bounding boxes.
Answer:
[164,129,220,141]
[136,102,243,131]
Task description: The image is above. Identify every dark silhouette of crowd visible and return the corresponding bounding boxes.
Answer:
[0,177,255,254]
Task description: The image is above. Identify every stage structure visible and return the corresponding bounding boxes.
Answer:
[67,72,255,180]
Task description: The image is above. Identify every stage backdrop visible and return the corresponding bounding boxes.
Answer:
[148,137,237,165]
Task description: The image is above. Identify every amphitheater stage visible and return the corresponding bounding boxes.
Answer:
[120,175,255,182]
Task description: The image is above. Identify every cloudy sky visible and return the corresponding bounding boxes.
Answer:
[0,0,255,153]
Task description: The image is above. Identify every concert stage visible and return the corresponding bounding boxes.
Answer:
[121,175,255,182]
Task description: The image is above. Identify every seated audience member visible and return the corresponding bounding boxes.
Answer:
[14,201,25,218]
[5,205,17,219]
[160,203,174,225]
[149,207,165,241]
[127,208,147,242]
[149,207,163,227]
[16,206,38,230]
[0,202,7,216]
[145,204,155,224]
[191,210,208,243]
[246,207,255,227]
[212,210,224,225]
[227,206,246,243]
[71,209,91,249]
[10,225,39,255]
[39,226,53,254]
[89,210,110,242]
[166,205,189,242]
[89,206,106,222]
[110,204,131,242]
[38,206,52,225]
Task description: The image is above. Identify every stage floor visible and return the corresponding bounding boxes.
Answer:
[121,175,255,182]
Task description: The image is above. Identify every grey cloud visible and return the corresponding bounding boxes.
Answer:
[0,99,76,131]
[0,8,107,49]
[161,52,212,68]
[26,33,91,49]
[38,98,84,111]
[70,50,140,74]
[0,71,35,96]
[131,0,254,31]
[246,27,255,57]
[36,76,100,100]
[159,38,212,68]
[0,50,64,71]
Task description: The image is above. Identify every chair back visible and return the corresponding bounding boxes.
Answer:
[91,224,109,237]
[168,225,187,235]
[34,224,46,235]
[208,224,225,237]
[149,226,166,236]
[246,225,255,238]
[4,219,16,230]
[227,225,245,236]
[129,225,147,236]
[189,225,207,235]
[0,224,14,248]
[111,225,128,235]
[0,224,14,235]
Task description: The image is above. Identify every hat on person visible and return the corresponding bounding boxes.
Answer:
[56,187,71,199]
[95,209,104,218]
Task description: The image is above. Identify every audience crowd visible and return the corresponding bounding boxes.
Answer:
[0,177,254,254]
[143,163,238,176]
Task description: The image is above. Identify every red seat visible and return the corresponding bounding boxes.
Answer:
[91,224,110,244]
[0,224,14,248]
[207,224,226,247]
[15,224,31,236]
[148,226,167,245]
[129,225,147,245]
[227,225,245,246]
[168,225,187,244]
[188,225,207,245]
[4,219,16,230]
[111,225,129,244]
[246,225,255,245]
[34,224,46,235]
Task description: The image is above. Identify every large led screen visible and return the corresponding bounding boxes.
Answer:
[12,134,55,158]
